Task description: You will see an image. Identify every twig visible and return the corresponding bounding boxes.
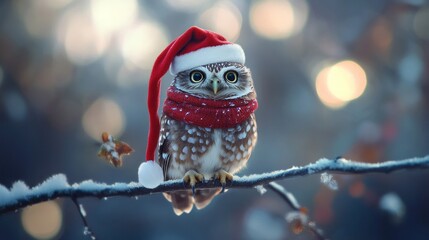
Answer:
[1,155,429,215]
[266,182,301,210]
[266,182,326,240]
[71,198,96,240]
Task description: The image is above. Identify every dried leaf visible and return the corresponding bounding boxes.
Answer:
[286,211,308,235]
[290,218,305,235]
[114,141,133,156]
[98,132,134,167]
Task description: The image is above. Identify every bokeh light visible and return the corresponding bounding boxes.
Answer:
[349,181,366,198]
[120,21,169,70]
[327,61,367,101]
[197,1,242,42]
[21,201,62,239]
[90,0,138,35]
[290,0,309,37]
[413,6,429,40]
[398,50,424,84]
[250,0,308,40]
[315,60,367,109]
[315,66,347,109]
[82,98,125,141]
[370,18,392,56]
[57,7,109,65]
[13,0,57,39]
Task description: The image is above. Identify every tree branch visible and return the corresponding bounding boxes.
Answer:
[1,155,429,215]
[266,182,325,239]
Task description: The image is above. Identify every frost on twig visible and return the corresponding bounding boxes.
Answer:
[320,172,338,190]
[254,185,267,195]
[79,204,87,217]
[1,155,429,215]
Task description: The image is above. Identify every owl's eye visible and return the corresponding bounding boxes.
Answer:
[190,70,205,83]
[224,70,238,83]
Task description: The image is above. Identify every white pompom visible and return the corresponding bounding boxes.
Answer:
[138,161,164,189]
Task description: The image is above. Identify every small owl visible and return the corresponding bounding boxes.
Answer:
[139,27,258,215]
[159,62,257,215]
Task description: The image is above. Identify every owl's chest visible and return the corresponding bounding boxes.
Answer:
[165,124,225,179]
[159,115,257,180]
[198,130,223,178]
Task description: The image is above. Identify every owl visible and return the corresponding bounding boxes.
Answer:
[158,61,257,215]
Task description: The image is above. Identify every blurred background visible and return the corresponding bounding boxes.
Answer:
[1,0,429,239]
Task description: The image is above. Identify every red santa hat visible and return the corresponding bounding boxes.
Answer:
[169,30,245,74]
[138,26,245,189]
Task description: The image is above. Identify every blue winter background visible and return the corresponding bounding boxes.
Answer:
[1,0,429,239]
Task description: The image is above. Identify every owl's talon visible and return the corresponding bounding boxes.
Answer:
[220,184,226,194]
[183,170,204,191]
[214,169,233,193]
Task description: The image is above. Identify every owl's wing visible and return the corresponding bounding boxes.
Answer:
[158,136,171,181]
[158,129,194,216]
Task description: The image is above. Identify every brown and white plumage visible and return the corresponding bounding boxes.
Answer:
[157,62,257,215]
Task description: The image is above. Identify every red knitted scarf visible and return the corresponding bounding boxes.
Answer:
[163,87,258,128]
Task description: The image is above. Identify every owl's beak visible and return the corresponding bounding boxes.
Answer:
[211,78,220,95]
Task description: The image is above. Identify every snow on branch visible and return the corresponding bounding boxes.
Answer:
[1,155,429,215]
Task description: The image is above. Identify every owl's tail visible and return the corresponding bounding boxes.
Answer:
[163,188,221,216]
[193,188,221,210]
[163,191,193,216]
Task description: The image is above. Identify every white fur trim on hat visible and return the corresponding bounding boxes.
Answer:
[170,44,245,75]
[138,161,164,189]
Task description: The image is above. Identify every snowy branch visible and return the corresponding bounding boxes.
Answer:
[1,155,429,215]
